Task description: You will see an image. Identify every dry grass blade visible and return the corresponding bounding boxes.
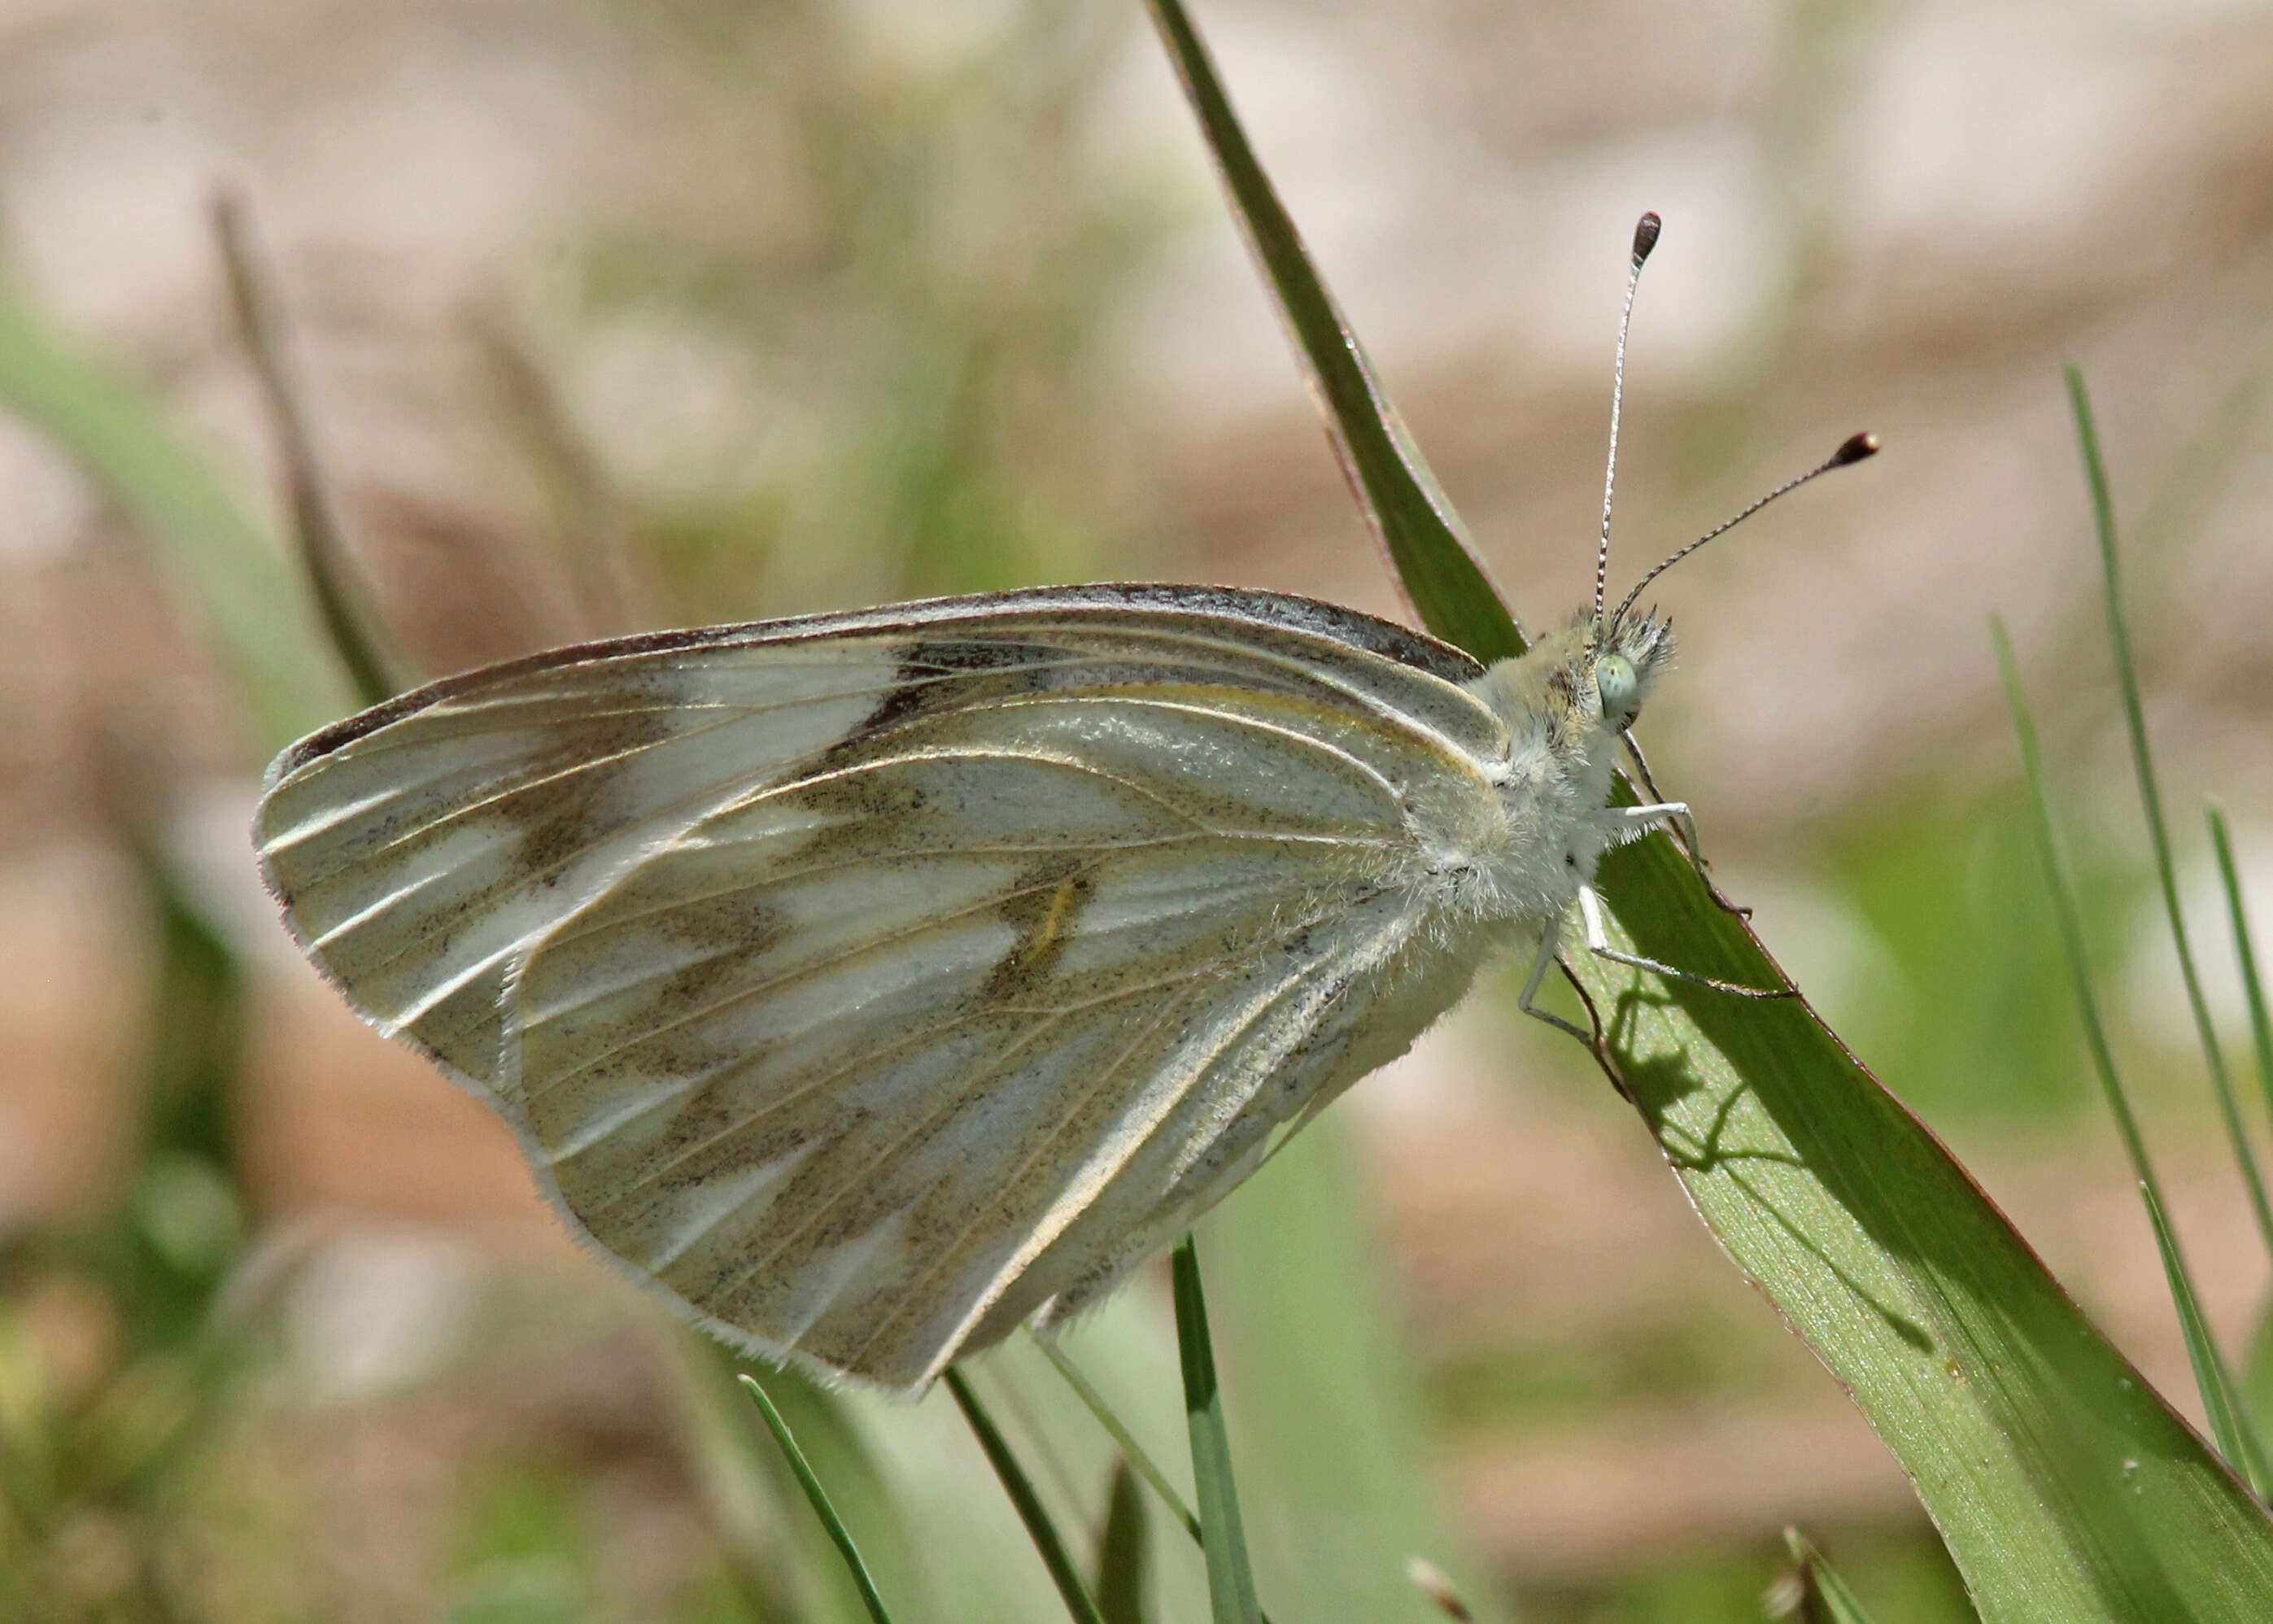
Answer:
[211,190,400,707]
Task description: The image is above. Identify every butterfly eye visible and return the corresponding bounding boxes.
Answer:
[1597,653,1640,727]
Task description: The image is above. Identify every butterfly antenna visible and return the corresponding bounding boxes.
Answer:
[1609,430,1879,631]
[1595,212,1660,633]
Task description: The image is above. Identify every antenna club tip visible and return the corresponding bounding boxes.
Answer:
[1833,430,1880,466]
[1632,212,1662,265]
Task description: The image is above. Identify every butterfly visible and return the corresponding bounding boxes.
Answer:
[253,210,1872,1392]
[254,572,1775,1391]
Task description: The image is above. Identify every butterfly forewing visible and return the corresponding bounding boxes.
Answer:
[257,647,905,1098]
[256,587,1506,1390]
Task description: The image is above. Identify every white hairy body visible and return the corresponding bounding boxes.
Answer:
[256,584,1673,1393]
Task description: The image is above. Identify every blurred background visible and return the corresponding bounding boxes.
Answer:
[2,0,2271,1619]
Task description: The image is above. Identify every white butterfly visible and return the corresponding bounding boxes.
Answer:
[254,579,1729,1392]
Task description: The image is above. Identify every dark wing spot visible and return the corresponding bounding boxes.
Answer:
[496,688,682,877]
[825,637,1060,766]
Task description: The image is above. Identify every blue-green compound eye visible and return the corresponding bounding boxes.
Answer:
[1597,653,1639,725]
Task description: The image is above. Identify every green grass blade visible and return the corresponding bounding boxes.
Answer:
[1996,618,2272,1495]
[1564,834,2273,1618]
[1779,1529,1890,1624]
[212,190,400,707]
[1037,1340,1202,1543]
[2208,805,2273,1152]
[1200,1117,1509,1622]
[1152,0,2273,1603]
[737,1373,898,1624]
[2137,1183,2273,1496]
[1140,0,1521,662]
[1039,1340,1290,1624]
[1092,1463,1149,1624]
[0,270,348,753]
[2066,365,2273,1265]
[945,1367,1110,1624]
[1170,1236,1260,1624]
[1994,620,2169,1209]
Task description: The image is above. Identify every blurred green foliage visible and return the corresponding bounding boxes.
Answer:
[0,1,2267,1621]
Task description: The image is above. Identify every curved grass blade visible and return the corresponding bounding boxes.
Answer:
[1140,0,1521,663]
[945,1367,1109,1624]
[1571,831,2273,1618]
[0,271,348,753]
[737,1373,898,1624]
[2207,805,2273,1187]
[1154,2,2273,1613]
[1170,1235,1260,1624]
[2066,365,2273,1267]
[1039,1340,1202,1543]
[1997,620,2271,1495]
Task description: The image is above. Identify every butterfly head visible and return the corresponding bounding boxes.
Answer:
[1590,608,1673,732]
[1465,608,1673,754]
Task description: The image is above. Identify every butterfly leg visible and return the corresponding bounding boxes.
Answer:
[1614,801,1743,916]
[1620,731,1752,919]
[1516,918,1598,1044]
[1621,732,1697,854]
[1616,799,1697,849]
[1575,881,1787,998]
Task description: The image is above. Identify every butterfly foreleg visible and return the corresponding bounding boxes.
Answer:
[1619,731,1697,856]
[1617,731,1752,919]
[1615,799,1696,850]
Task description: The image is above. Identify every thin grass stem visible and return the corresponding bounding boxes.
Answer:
[736,1374,896,1624]
[2136,1183,2273,1495]
[945,1367,1108,1624]
[1995,618,2271,1489]
[1035,1338,1202,1542]
[2209,805,2273,1145]
[2066,365,2273,1266]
